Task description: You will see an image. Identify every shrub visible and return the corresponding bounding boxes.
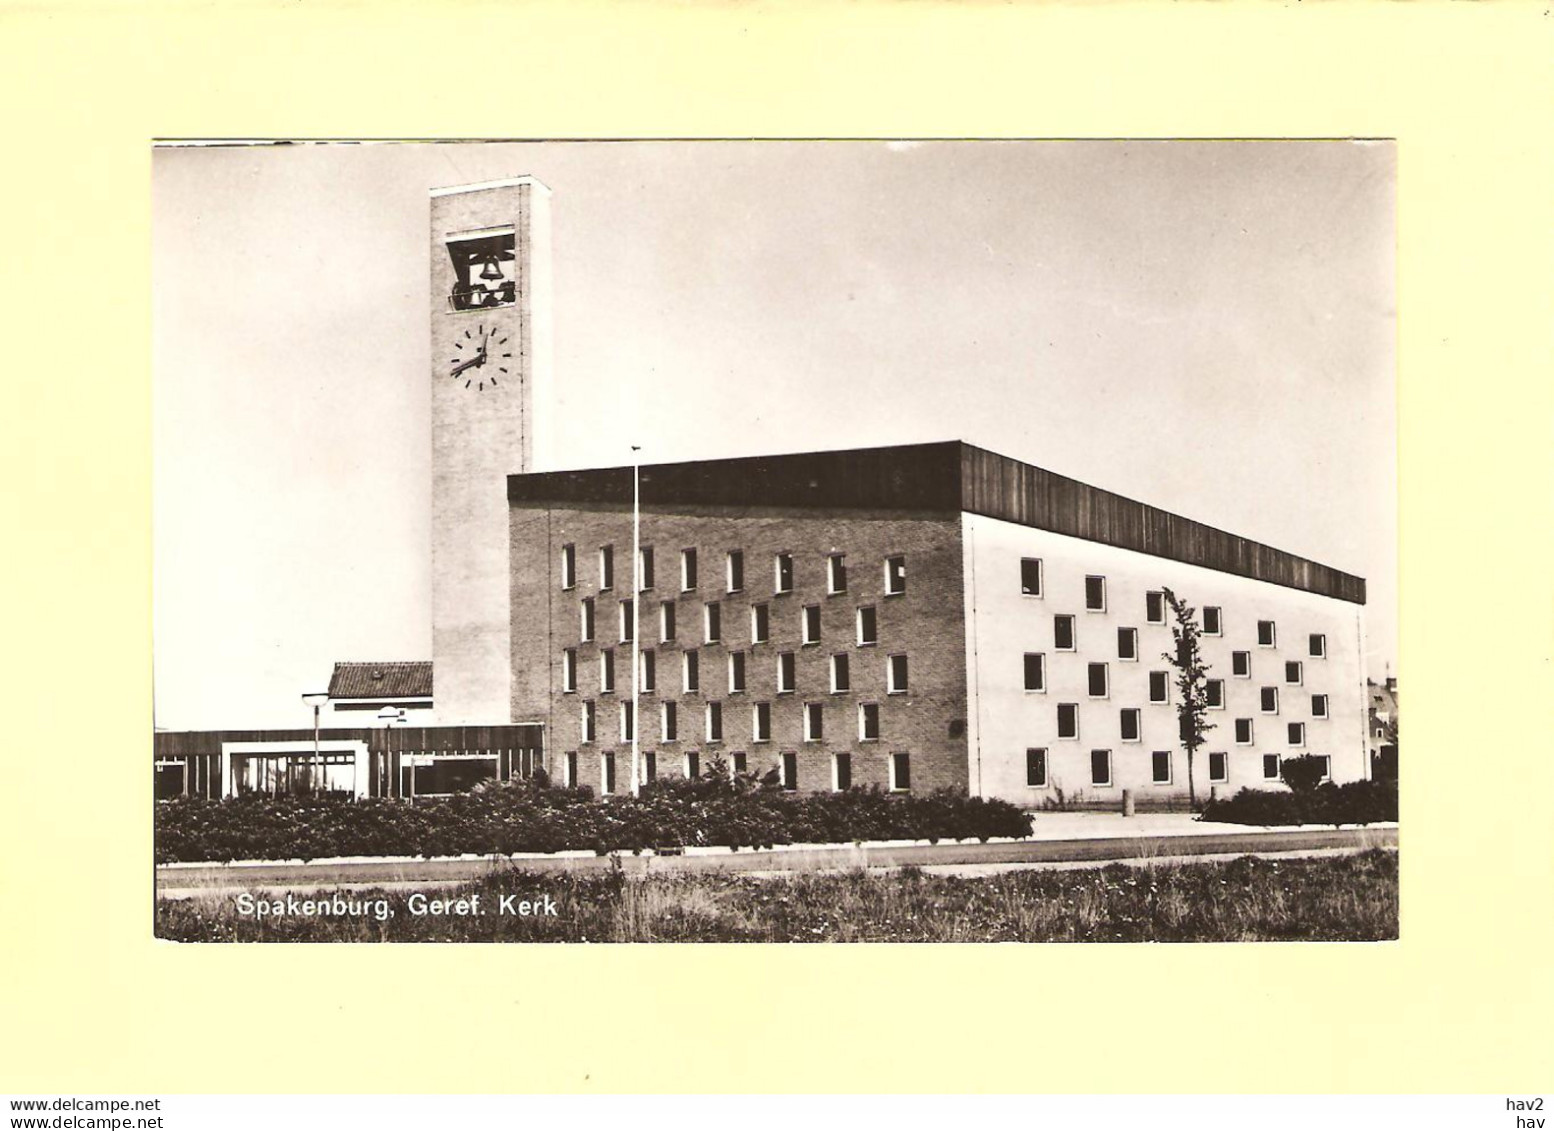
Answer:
[1279,754,1328,794]
[1202,778,1397,827]
[155,779,1034,863]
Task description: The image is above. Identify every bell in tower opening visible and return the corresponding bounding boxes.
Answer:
[446,227,516,311]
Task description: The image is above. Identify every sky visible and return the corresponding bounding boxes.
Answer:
[152,140,1395,730]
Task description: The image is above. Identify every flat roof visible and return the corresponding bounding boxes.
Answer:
[507,441,1365,604]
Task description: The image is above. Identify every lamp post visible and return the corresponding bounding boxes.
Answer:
[631,444,641,797]
[378,706,406,800]
[302,691,329,794]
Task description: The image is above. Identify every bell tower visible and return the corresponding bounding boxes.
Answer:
[429,177,552,724]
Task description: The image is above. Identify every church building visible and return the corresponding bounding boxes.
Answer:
[154,175,1371,807]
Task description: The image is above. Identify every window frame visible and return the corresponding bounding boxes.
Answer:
[1148,670,1169,705]
[726,550,744,594]
[884,555,906,597]
[1087,661,1109,700]
[827,553,848,595]
[1257,620,1277,648]
[1120,707,1141,743]
[858,701,881,742]
[620,700,634,743]
[640,648,656,694]
[580,597,595,643]
[803,702,824,742]
[1285,660,1304,686]
[1057,702,1079,741]
[703,601,721,644]
[562,648,578,694]
[1151,749,1173,786]
[599,544,614,592]
[1262,753,1281,781]
[1023,652,1046,693]
[1026,747,1048,788]
[680,547,698,592]
[777,651,797,695]
[658,701,676,742]
[1090,748,1112,788]
[801,604,822,645]
[600,750,614,794]
[1311,693,1329,719]
[1203,605,1222,636]
[832,751,853,792]
[561,543,577,591]
[830,653,851,694]
[1145,590,1165,625]
[856,605,878,647]
[1309,633,1327,658]
[728,651,747,694]
[705,701,723,744]
[1118,626,1139,662]
[638,545,654,591]
[1232,650,1251,678]
[682,649,699,695]
[1208,751,1229,784]
[619,598,634,644]
[1234,718,1253,746]
[659,599,676,644]
[774,552,794,595]
[1020,557,1044,598]
[752,701,772,743]
[887,653,909,695]
[581,700,596,744]
[1054,613,1076,652]
[1084,575,1107,613]
[1260,686,1280,715]
[599,648,615,695]
[780,751,799,792]
[1206,678,1225,710]
[1287,721,1306,747]
[889,751,911,793]
[751,603,769,645]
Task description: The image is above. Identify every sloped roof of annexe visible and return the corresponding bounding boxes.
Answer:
[506,440,1366,605]
[327,661,433,700]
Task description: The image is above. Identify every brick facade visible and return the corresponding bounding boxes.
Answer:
[510,501,970,795]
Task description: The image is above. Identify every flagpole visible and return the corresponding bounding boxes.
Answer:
[631,443,641,797]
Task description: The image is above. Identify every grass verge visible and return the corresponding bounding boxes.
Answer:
[156,849,1397,943]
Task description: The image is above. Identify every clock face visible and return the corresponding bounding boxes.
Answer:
[447,323,514,392]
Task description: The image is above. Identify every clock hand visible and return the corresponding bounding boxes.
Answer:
[451,352,485,378]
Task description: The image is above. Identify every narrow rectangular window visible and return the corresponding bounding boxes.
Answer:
[660,701,677,742]
[1087,662,1108,698]
[753,702,772,742]
[561,543,577,590]
[727,550,744,593]
[1315,755,1331,781]
[620,599,634,644]
[1152,750,1172,785]
[1311,694,1329,719]
[1206,679,1225,709]
[580,597,595,642]
[1208,751,1228,783]
[682,649,699,694]
[1263,753,1281,781]
[728,651,747,694]
[884,555,906,596]
[1021,557,1043,597]
[640,649,656,693]
[1148,670,1169,704]
[562,648,578,694]
[1054,614,1076,651]
[1287,722,1306,747]
[1234,718,1252,745]
[833,752,852,791]
[621,701,635,742]
[1260,686,1279,714]
[660,600,676,643]
[1120,708,1141,742]
[751,603,770,644]
[1026,747,1048,787]
[680,548,698,591]
[706,701,723,742]
[831,653,851,693]
[1309,633,1327,658]
[599,545,614,591]
[564,750,578,788]
[859,702,881,741]
[638,546,654,591]
[890,752,911,792]
[685,750,700,779]
[599,648,615,694]
[600,751,614,793]
[1090,749,1112,787]
[802,604,821,644]
[1203,606,1222,636]
[781,751,799,791]
[1285,660,1303,685]
[1257,620,1276,647]
[1232,650,1251,678]
[582,700,596,744]
[1085,575,1107,612]
[1023,652,1046,692]
[704,601,721,644]
[1057,702,1079,740]
[1118,627,1138,661]
[828,554,847,594]
[857,605,878,646]
[1145,590,1164,624]
[643,750,657,782]
[887,654,909,694]
[731,751,748,775]
[778,651,797,694]
[804,703,823,741]
[775,553,794,595]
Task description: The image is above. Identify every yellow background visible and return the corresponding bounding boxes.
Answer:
[1,0,1549,1095]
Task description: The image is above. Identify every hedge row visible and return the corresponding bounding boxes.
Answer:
[1200,779,1397,828]
[154,772,1034,863]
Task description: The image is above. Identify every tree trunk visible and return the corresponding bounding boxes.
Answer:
[1186,747,1198,810]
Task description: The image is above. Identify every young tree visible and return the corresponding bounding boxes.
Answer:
[1161,587,1216,810]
